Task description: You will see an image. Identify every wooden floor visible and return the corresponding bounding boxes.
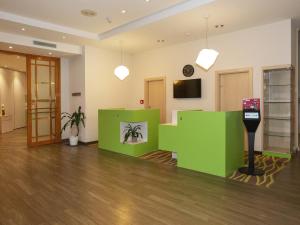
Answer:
[0,129,300,225]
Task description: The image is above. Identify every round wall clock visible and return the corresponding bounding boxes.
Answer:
[182,64,194,77]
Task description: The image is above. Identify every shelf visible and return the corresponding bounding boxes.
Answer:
[264,115,291,120]
[264,131,291,137]
[263,66,293,154]
[264,146,290,154]
[264,100,291,103]
[264,84,291,87]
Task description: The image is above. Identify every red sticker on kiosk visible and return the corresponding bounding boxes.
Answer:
[242,98,260,110]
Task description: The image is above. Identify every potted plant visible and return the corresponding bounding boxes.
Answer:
[123,124,143,144]
[61,106,85,146]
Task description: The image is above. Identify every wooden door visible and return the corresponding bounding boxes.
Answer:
[27,56,61,146]
[216,68,253,150]
[220,72,251,111]
[144,77,166,123]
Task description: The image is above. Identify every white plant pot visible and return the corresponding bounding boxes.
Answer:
[69,136,79,146]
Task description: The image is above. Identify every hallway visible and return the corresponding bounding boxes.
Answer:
[0,128,27,149]
[0,130,300,225]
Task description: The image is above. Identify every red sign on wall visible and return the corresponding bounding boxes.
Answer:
[140,99,144,105]
[242,98,260,110]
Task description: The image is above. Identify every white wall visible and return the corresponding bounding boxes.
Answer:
[13,71,26,128]
[129,19,293,151]
[65,19,294,148]
[66,46,132,142]
[0,68,14,117]
[68,53,86,141]
[84,46,132,142]
[60,57,71,139]
[0,68,26,129]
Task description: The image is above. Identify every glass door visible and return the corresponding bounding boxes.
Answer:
[27,56,61,146]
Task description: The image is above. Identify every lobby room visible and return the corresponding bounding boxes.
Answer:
[0,0,300,224]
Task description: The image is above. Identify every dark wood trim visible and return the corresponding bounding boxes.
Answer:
[26,55,61,147]
[81,140,98,145]
[26,55,31,146]
[0,50,59,60]
[55,58,61,142]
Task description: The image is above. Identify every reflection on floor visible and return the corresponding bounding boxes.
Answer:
[0,128,27,148]
[0,130,300,224]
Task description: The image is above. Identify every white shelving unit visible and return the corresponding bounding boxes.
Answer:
[263,65,295,155]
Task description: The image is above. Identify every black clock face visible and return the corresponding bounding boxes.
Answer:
[183,64,194,77]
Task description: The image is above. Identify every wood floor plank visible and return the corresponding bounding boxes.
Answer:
[0,129,300,225]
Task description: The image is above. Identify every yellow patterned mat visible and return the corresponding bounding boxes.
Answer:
[229,154,290,188]
[140,150,177,166]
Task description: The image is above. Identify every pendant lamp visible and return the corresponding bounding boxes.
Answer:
[114,41,129,80]
[196,17,219,70]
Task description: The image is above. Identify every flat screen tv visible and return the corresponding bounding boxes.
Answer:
[173,78,201,98]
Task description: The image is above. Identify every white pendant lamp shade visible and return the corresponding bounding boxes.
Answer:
[114,65,129,80]
[195,17,219,71]
[114,41,130,80]
[196,48,219,70]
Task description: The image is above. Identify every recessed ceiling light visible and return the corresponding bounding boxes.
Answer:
[121,10,127,14]
[21,28,26,31]
[9,46,13,49]
[17,56,20,59]
[48,52,52,55]
[81,9,97,17]
[145,0,151,2]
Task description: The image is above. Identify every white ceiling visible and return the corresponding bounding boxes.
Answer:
[0,0,299,54]
[100,0,299,53]
[0,0,186,33]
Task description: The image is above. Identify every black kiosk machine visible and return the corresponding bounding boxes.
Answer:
[239,98,265,176]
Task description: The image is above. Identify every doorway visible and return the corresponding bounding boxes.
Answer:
[0,52,27,138]
[27,55,61,146]
[0,51,61,147]
[144,77,166,123]
[215,68,253,150]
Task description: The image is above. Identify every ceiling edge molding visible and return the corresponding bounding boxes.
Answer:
[98,0,215,40]
[0,31,82,55]
[0,11,98,40]
[0,0,214,43]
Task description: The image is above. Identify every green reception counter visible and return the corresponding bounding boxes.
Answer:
[159,110,244,177]
[98,109,160,157]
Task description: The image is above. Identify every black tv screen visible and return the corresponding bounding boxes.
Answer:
[173,78,201,98]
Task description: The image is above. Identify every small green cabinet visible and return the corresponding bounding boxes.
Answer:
[159,111,244,177]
